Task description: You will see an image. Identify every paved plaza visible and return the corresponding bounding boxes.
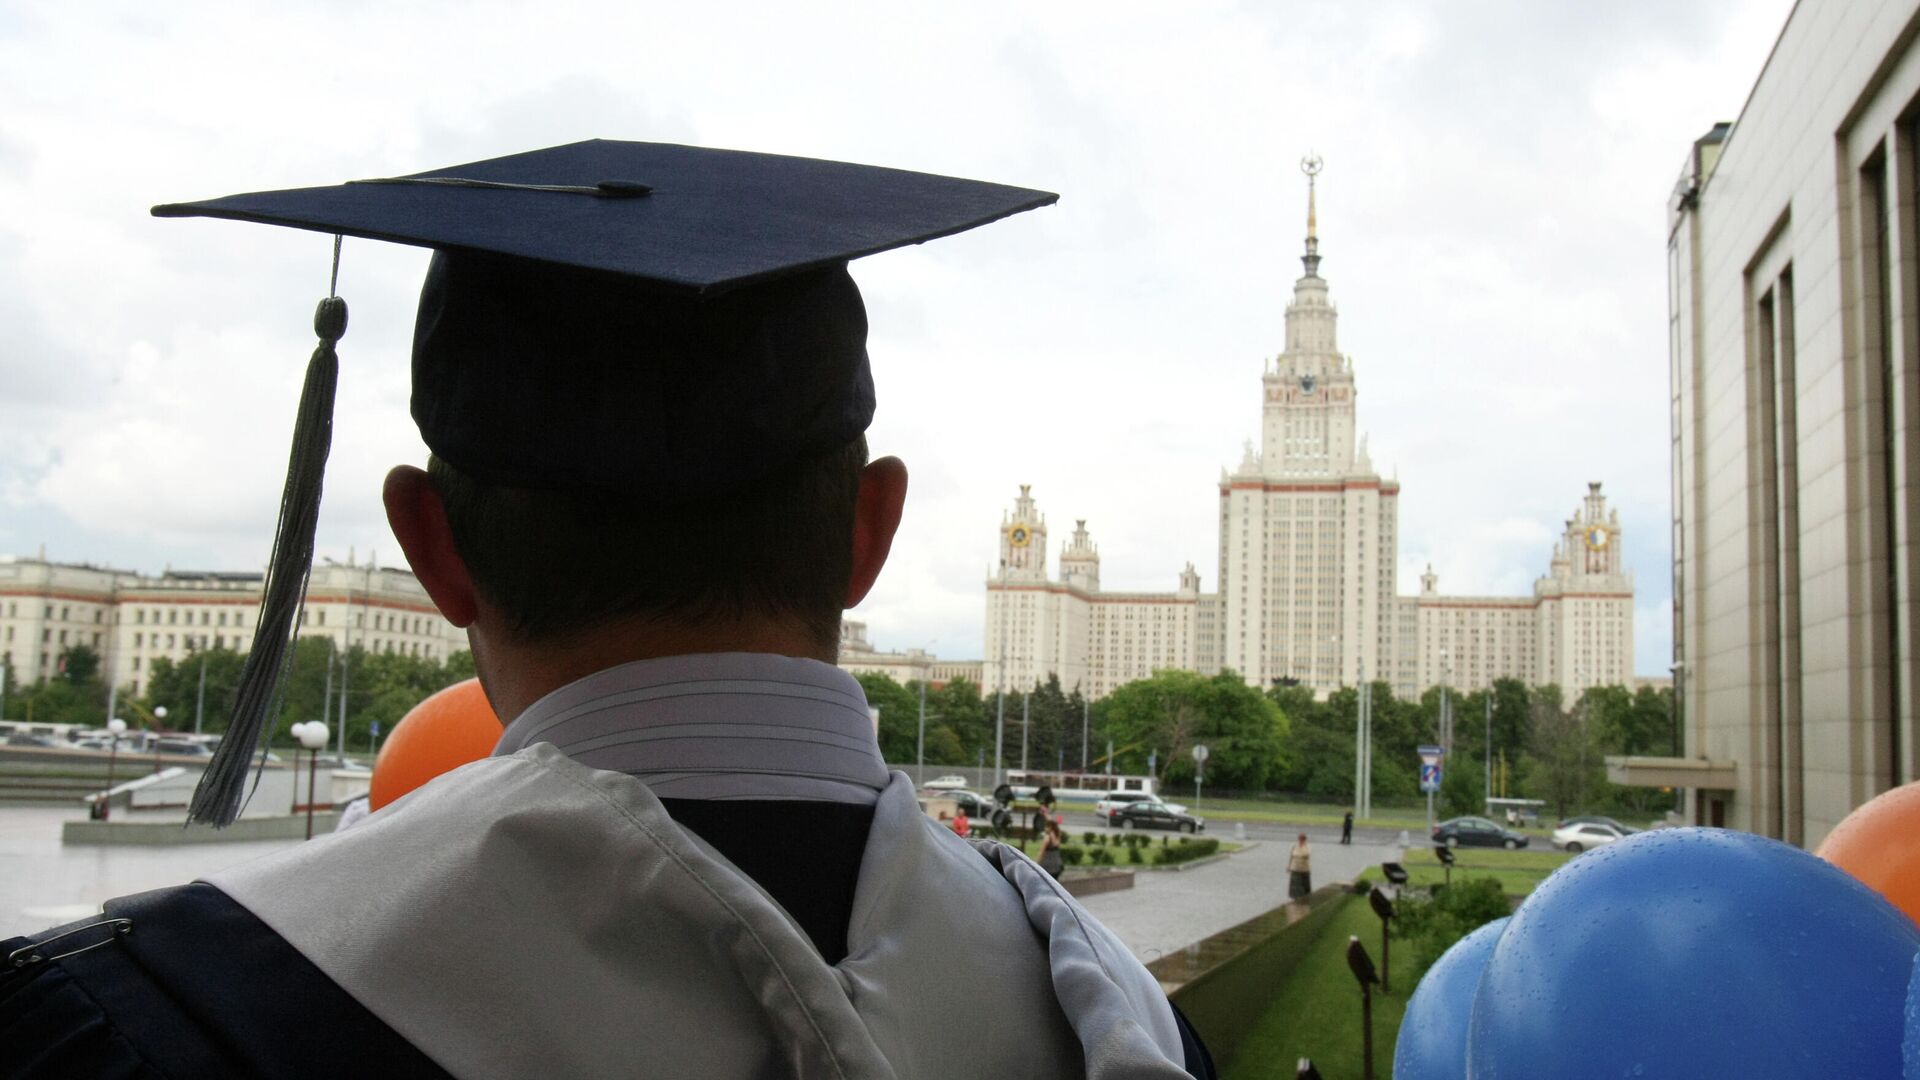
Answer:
[2,804,1401,959]
[1078,831,1402,963]
[0,807,303,938]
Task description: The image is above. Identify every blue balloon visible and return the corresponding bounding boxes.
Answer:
[1468,828,1920,1079]
[1905,950,1920,1080]
[1395,916,1510,1080]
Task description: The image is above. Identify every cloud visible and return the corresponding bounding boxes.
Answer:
[0,0,1796,678]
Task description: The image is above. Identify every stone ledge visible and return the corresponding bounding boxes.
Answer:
[63,812,339,846]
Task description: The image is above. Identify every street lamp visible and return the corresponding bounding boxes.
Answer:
[294,720,331,840]
[149,706,168,773]
[101,718,128,822]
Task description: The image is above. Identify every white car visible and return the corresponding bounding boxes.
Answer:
[922,775,968,790]
[1093,792,1187,822]
[1553,821,1627,853]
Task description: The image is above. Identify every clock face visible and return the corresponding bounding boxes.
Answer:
[1585,526,1609,550]
[1009,526,1032,548]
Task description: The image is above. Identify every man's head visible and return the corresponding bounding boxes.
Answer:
[385,443,909,718]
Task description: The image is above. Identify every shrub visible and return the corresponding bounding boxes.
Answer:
[1082,831,1098,847]
[1061,846,1085,866]
[1089,847,1115,866]
[1396,877,1510,982]
[1127,844,1145,865]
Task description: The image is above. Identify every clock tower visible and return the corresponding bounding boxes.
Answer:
[998,484,1048,581]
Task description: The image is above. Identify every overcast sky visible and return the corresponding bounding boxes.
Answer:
[0,1,1795,677]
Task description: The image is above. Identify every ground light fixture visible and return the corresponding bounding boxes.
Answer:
[1347,934,1379,1080]
[1368,886,1396,993]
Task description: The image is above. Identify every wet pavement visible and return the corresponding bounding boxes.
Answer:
[0,806,302,938]
[1076,833,1401,963]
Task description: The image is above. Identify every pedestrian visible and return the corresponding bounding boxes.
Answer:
[954,808,972,838]
[1,143,1213,1077]
[1341,809,1354,845]
[1289,832,1314,900]
[1038,812,1065,879]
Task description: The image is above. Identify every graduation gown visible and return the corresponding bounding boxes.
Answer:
[4,744,1212,1078]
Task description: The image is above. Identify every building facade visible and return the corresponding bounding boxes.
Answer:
[0,553,465,698]
[1627,0,1920,847]
[983,164,1635,703]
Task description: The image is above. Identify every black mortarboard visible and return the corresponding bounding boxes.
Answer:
[156,139,1056,824]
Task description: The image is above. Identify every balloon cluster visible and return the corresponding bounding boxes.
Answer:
[1394,787,1920,1079]
[368,678,502,810]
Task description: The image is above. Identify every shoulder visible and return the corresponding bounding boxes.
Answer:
[0,883,449,1080]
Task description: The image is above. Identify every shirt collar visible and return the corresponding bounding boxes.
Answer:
[493,652,891,804]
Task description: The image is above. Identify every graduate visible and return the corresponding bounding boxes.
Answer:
[0,141,1214,1079]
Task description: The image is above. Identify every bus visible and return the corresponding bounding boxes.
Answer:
[1005,769,1157,802]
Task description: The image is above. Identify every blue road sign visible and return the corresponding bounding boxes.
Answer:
[1420,762,1442,793]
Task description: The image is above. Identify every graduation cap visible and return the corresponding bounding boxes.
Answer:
[156,139,1056,825]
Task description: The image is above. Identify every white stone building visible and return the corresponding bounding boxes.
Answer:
[984,165,1635,701]
[0,553,465,698]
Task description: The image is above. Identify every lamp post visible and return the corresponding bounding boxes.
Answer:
[149,705,168,773]
[294,720,331,840]
[101,717,127,821]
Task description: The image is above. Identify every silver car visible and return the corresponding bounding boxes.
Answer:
[1553,822,1626,853]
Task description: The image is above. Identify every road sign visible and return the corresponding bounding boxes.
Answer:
[1418,744,1444,766]
[370,721,381,738]
[1419,762,1441,793]
[1192,744,1210,763]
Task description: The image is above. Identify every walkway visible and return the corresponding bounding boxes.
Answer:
[1077,833,1401,963]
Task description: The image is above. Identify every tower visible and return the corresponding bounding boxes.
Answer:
[997,484,1048,581]
[1215,157,1400,694]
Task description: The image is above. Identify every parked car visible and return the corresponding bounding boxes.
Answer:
[1555,814,1639,835]
[1433,816,1530,849]
[152,739,213,757]
[1553,821,1628,853]
[922,775,969,790]
[1111,800,1205,834]
[1092,792,1188,822]
[920,788,995,819]
[3,732,57,748]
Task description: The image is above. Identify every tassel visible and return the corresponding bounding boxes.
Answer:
[188,293,345,826]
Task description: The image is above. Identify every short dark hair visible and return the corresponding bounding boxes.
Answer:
[429,437,868,651]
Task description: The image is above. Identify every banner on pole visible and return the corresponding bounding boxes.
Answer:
[1418,745,1444,794]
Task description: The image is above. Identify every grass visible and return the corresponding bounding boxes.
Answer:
[1357,845,1571,897]
[1224,895,1408,1079]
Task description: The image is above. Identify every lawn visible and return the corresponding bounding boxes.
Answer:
[1224,895,1407,1079]
[1358,845,1571,896]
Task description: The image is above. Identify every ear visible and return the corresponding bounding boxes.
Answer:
[383,465,481,628]
[845,456,909,609]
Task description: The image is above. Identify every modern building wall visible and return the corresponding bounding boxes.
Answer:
[1659,0,1920,847]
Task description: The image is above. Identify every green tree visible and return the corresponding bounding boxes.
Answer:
[1530,694,1597,820]
[60,644,102,686]
[1104,670,1286,789]
[855,672,920,765]
[1440,753,1481,817]
[143,646,246,734]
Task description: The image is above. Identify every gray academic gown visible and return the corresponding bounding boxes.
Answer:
[207,743,1189,1078]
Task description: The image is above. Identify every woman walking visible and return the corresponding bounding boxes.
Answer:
[1287,833,1313,900]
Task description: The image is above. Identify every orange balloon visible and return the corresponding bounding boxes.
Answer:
[369,678,503,810]
[1815,780,1920,925]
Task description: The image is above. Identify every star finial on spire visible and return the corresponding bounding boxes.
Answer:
[1299,153,1324,278]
